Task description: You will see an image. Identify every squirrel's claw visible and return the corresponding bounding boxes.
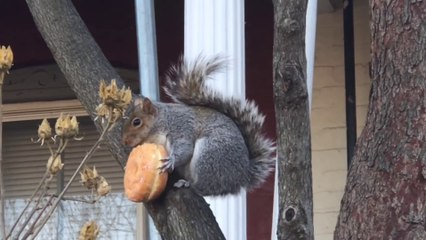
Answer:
[159,156,174,173]
[174,179,190,188]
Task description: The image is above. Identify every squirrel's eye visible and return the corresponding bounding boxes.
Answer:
[132,118,142,127]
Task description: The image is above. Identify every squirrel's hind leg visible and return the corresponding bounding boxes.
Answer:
[188,134,251,196]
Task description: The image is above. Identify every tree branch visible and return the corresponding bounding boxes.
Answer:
[146,174,225,240]
[272,0,313,239]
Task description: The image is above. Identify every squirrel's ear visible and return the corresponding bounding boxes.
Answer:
[142,97,156,114]
[133,97,144,107]
[133,97,156,114]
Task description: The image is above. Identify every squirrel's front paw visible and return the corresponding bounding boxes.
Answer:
[159,156,175,173]
[174,179,190,188]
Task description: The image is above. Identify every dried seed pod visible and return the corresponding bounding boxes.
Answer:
[98,80,107,101]
[95,104,110,119]
[99,79,119,105]
[119,86,132,108]
[78,220,99,240]
[47,155,64,175]
[80,166,100,190]
[96,177,111,197]
[37,118,52,145]
[0,45,13,70]
[55,114,80,138]
[70,115,79,135]
[96,79,132,122]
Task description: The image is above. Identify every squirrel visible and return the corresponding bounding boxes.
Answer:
[122,56,275,196]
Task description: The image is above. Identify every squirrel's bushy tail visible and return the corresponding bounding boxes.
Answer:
[164,56,275,190]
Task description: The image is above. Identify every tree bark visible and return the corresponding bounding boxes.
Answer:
[272,0,313,239]
[26,0,225,239]
[146,175,225,240]
[334,1,426,239]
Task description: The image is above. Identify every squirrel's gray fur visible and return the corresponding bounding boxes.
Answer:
[122,56,275,196]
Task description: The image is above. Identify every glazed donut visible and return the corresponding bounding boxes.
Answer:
[124,143,168,202]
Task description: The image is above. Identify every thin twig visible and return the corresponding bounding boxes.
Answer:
[8,139,68,239]
[15,190,48,239]
[21,195,54,240]
[53,195,97,204]
[57,138,69,155]
[29,122,112,239]
[6,171,48,240]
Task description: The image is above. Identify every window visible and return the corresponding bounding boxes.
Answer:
[4,117,137,239]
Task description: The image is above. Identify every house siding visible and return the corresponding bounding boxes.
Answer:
[312,1,370,239]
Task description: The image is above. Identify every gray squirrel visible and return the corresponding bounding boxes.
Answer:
[122,56,275,196]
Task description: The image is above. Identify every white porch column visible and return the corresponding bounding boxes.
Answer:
[184,1,246,239]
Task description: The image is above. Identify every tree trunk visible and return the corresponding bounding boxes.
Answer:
[26,0,225,239]
[272,0,313,239]
[334,1,426,239]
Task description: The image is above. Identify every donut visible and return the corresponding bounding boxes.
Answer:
[124,143,168,202]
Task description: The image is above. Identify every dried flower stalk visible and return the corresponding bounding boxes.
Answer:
[27,80,129,239]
